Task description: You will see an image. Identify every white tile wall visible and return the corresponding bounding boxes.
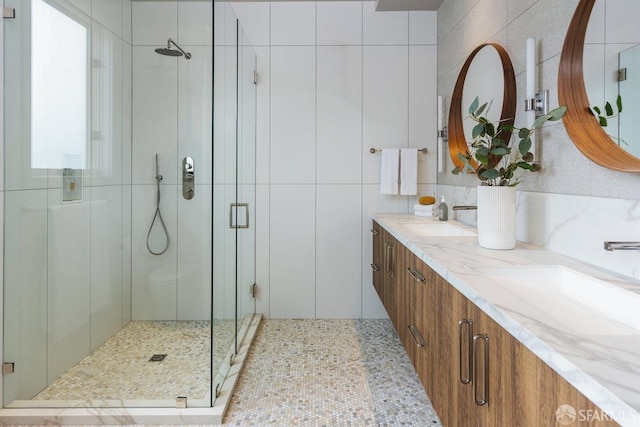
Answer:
[3,190,48,402]
[409,11,437,45]
[254,46,271,184]
[212,184,237,320]
[255,184,270,316]
[91,23,124,187]
[316,46,362,184]
[269,185,316,318]
[90,186,123,351]
[234,1,438,319]
[131,184,178,320]
[231,2,271,47]
[362,46,409,184]
[317,1,362,46]
[605,0,640,44]
[132,47,178,185]
[177,184,212,320]
[122,184,133,325]
[47,189,92,382]
[132,1,177,45]
[92,0,123,38]
[270,46,316,184]
[271,2,316,46]
[177,1,213,46]
[123,41,133,185]
[363,1,408,45]
[409,45,438,184]
[316,185,363,318]
[178,45,213,185]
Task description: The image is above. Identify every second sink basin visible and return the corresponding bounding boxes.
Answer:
[477,265,640,335]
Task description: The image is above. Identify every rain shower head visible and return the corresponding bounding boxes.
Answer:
[155,38,191,60]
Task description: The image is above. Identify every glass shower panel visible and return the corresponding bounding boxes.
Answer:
[212,1,239,398]
[237,27,257,333]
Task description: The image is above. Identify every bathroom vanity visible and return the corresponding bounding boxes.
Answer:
[372,215,640,427]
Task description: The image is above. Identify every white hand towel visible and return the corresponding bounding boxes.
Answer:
[400,148,418,195]
[380,149,399,195]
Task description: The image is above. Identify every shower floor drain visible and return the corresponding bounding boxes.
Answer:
[149,354,167,362]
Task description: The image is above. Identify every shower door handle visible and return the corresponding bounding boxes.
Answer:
[183,157,194,200]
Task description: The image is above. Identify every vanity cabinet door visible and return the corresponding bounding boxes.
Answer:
[371,222,384,300]
[402,251,432,392]
[433,275,512,427]
[371,221,396,324]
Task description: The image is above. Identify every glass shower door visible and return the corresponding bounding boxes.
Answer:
[236,26,257,341]
[211,5,257,397]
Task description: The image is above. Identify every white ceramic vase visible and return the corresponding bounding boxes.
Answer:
[476,185,516,250]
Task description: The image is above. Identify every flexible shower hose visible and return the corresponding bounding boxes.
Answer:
[146,154,170,256]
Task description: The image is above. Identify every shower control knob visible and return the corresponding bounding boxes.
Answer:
[183,156,195,200]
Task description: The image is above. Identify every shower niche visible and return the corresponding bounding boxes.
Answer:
[1,0,257,423]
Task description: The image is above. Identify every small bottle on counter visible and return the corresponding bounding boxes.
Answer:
[438,196,448,221]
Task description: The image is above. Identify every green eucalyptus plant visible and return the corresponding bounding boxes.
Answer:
[452,96,567,186]
[590,95,627,146]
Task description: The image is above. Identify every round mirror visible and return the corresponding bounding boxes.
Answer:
[448,43,517,170]
[559,0,640,171]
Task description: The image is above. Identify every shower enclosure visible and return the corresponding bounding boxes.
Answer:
[0,0,257,422]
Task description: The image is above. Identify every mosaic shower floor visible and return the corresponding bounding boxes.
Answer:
[222,319,442,426]
[33,320,236,402]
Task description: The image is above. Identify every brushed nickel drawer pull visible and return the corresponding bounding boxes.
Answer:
[384,243,395,278]
[407,267,426,282]
[407,325,426,348]
[371,228,378,235]
[371,263,380,272]
[473,333,489,406]
[458,319,473,385]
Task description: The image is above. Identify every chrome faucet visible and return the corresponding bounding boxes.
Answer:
[604,241,640,251]
[452,205,477,211]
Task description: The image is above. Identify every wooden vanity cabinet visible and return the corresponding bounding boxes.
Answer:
[429,270,618,426]
[372,220,620,427]
[371,223,396,326]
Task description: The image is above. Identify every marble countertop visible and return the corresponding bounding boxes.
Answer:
[374,214,640,427]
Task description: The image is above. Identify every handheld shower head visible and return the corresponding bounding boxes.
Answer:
[154,38,191,60]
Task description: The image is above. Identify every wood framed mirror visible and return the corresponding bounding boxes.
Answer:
[558,0,640,172]
[448,43,517,170]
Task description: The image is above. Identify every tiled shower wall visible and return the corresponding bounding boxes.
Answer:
[436,0,640,280]
[230,1,439,319]
[131,1,212,321]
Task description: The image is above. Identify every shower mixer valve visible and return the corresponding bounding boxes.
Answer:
[183,157,194,200]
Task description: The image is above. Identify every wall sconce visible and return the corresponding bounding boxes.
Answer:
[524,37,548,158]
[437,95,447,173]
[524,37,549,119]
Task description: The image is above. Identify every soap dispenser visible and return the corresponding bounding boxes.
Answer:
[438,196,448,221]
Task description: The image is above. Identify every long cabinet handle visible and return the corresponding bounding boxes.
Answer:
[407,325,426,348]
[458,319,473,385]
[371,263,380,272]
[384,243,395,278]
[407,267,426,282]
[473,333,490,406]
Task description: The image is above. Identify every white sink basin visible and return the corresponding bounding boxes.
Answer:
[403,222,477,237]
[477,265,640,335]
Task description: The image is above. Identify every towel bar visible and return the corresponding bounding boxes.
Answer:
[370,148,428,154]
